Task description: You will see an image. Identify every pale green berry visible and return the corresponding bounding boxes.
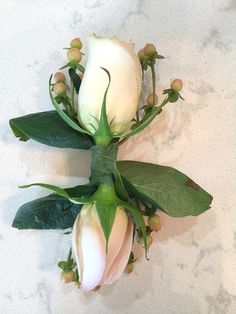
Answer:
[144,43,156,56]
[148,214,161,232]
[124,263,134,273]
[147,93,158,105]
[53,82,67,95]
[67,48,82,62]
[70,38,83,49]
[54,71,66,83]
[138,48,146,61]
[61,271,74,283]
[171,79,183,92]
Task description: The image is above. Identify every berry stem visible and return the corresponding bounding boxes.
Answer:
[150,61,156,106]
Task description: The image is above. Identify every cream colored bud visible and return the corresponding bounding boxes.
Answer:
[171,79,183,92]
[144,43,156,56]
[72,203,134,291]
[138,48,145,61]
[67,48,82,62]
[61,271,74,283]
[70,38,83,49]
[148,214,161,232]
[54,71,66,82]
[53,82,67,95]
[77,34,142,134]
[124,263,134,273]
[147,93,158,105]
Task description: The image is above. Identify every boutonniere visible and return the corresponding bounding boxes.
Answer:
[10,34,212,292]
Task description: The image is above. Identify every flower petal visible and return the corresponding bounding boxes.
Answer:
[72,203,106,291]
[104,219,134,285]
[101,206,128,283]
[78,34,142,134]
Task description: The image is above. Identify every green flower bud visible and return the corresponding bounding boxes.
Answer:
[54,71,66,83]
[67,48,82,62]
[70,38,83,49]
[61,270,74,283]
[53,82,67,95]
[144,43,157,56]
[148,214,161,232]
[147,93,158,105]
[124,263,134,273]
[138,234,153,249]
[171,79,183,92]
[137,48,145,61]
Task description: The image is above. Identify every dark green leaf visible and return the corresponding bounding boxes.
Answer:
[9,111,93,149]
[12,185,96,230]
[68,68,81,94]
[117,161,213,217]
[12,194,81,229]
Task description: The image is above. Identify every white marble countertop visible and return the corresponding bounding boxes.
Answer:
[0,1,236,313]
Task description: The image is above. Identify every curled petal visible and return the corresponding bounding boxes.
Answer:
[101,206,128,283]
[72,204,106,291]
[104,218,134,285]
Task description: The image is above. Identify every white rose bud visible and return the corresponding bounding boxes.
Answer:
[77,34,142,134]
[72,203,134,291]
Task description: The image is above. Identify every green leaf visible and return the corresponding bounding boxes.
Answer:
[12,185,96,230]
[12,195,81,230]
[117,161,213,217]
[68,68,81,94]
[49,75,90,135]
[9,111,93,149]
[95,200,117,252]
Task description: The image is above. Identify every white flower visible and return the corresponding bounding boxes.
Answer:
[77,34,142,134]
[72,203,133,291]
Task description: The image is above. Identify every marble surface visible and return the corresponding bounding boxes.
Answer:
[0,0,236,313]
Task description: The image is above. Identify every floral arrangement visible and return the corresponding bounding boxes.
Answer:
[10,34,213,292]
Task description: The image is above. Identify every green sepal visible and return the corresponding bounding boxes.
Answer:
[68,68,81,94]
[118,199,148,259]
[93,68,113,146]
[95,200,117,253]
[59,62,85,73]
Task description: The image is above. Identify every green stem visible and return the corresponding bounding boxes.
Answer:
[150,62,156,105]
[70,79,75,116]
